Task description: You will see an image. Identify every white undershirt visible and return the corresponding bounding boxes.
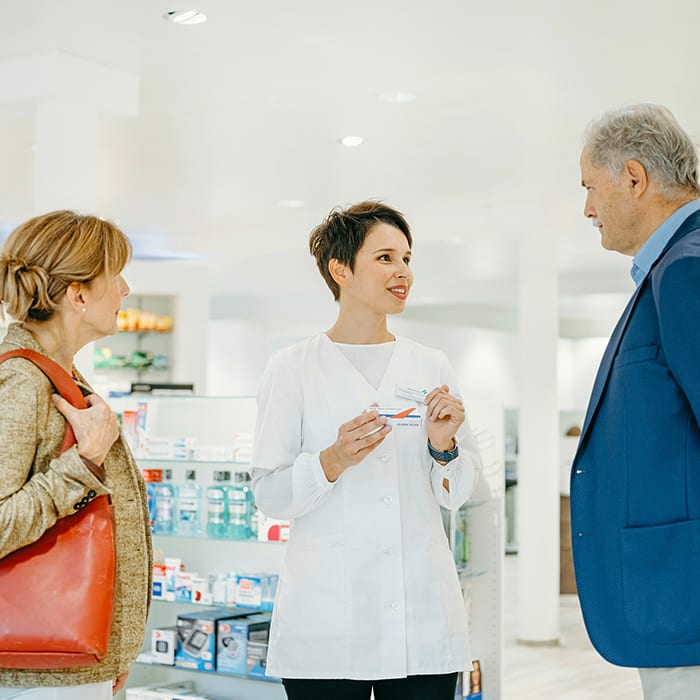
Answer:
[333,340,395,390]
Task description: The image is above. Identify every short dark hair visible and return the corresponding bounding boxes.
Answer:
[309,200,412,301]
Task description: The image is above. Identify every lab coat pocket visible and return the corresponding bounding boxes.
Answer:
[275,539,346,639]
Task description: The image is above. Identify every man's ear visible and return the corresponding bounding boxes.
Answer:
[624,159,649,199]
[328,258,351,288]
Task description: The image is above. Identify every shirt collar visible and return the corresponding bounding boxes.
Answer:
[631,199,700,286]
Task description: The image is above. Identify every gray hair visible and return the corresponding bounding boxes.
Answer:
[584,103,700,198]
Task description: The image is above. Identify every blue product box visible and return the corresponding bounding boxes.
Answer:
[174,608,251,672]
[216,613,276,679]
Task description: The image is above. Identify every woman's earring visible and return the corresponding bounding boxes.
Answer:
[82,307,87,313]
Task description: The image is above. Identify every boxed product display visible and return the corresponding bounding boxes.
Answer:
[151,625,178,665]
[125,681,195,699]
[235,573,278,610]
[174,608,252,672]
[126,682,226,700]
[151,562,167,600]
[216,613,273,678]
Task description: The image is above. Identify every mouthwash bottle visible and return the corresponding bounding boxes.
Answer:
[228,471,253,539]
[153,468,176,535]
[142,468,162,532]
[206,470,231,539]
[176,469,202,537]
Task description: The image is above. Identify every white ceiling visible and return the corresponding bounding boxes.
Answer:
[0,0,695,331]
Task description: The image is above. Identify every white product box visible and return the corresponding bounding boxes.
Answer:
[151,626,178,665]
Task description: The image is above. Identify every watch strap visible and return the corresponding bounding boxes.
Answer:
[427,439,459,463]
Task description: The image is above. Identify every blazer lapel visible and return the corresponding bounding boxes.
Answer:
[576,285,642,454]
[575,207,700,460]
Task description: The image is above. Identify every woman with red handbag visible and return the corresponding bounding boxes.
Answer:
[0,211,152,699]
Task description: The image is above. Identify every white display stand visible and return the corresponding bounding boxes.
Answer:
[462,400,505,699]
[111,395,285,700]
[112,396,503,700]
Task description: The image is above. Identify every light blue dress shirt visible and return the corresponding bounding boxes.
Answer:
[631,199,700,286]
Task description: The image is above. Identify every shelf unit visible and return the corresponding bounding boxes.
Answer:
[94,294,175,395]
[112,396,504,700]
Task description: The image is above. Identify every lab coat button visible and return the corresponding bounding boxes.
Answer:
[384,547,394,555]
[379,453,390,462]
[383,496,393,505]
[391,601,400,611]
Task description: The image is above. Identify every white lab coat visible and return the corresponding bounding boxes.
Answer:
[250,333,481,680]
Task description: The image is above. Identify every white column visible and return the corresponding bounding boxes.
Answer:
[34,99,99,214]
[0,52,139,382]
[516,224,560,644]
[34,99,100,379]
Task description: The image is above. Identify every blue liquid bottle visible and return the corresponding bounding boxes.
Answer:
[153,468,176,535]
[206,470,231,539]
[142,468,161,532]
[176,469,202,537]
[228,472,252,539]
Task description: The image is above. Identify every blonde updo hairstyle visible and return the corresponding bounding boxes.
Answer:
[0,210,131,322]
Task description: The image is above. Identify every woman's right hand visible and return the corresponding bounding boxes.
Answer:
[52,393,120,466]
[319,408,391,483]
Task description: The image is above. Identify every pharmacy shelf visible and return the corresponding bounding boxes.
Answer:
[117,396,504,700]
[126,664,285,700]
[134,658,282,684]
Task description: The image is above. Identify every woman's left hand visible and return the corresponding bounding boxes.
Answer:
[112,670,129,696]
[425,384,464,450]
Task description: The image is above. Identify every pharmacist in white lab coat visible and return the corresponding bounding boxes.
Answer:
[250,201,482,700]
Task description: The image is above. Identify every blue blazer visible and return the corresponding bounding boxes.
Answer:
[571,209,700,667]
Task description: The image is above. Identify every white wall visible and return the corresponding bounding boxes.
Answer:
[126,259,211,394]
[206,313,612,415]
[557,336,609,412]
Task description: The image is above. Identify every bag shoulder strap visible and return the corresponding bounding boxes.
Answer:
[0,348,88,453]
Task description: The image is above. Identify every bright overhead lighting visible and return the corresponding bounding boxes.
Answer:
[378,91,417,103]
[163,10,207,25]
[278,199,305,208]
[340,136,364,147]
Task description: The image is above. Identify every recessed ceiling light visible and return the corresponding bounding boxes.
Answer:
[378,91,417,103]
[340,136,364,147]
[278,199,305,208]
[163,10,207,25]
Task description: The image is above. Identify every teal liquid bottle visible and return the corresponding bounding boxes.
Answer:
[228,472,252,539]
[153,468,175,535]
[175,469,202,537]
[206,470,231,539]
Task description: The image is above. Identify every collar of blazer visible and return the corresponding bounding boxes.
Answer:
[574,208,700,459]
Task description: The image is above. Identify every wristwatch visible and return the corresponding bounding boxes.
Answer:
[428,439,459,463]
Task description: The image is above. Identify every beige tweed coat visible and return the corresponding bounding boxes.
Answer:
[0,323,152,687]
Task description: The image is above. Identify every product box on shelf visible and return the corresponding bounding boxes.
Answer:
[235,573,278,611]
[152,562,167,600]
[257,513,290,542]
[125,680,194,699]
[216,613,277,680]
[126,680,227,700]
[174,608,252,672]
[151,626,178,665]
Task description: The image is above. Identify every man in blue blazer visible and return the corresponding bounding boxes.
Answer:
[573,103,700,699]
